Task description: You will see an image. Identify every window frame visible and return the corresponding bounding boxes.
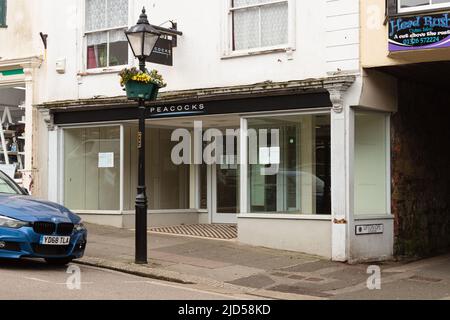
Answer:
[0,0,7,28]
[223,0,296,58]
[398,0,450,13]
[83,0,131,72]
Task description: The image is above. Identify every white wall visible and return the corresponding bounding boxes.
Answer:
[238,216,332,258]
[325,0,360,72]
[0,0,33,60]
[32,0,361,104]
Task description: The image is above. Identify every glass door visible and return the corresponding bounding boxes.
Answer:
[211,133,239,224]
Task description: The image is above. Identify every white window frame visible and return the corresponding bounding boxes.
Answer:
[82,0,132,73]
[398,0,450,13]
[222,0,296,58]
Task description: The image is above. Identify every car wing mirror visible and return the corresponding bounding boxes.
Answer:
[21,187,29,195]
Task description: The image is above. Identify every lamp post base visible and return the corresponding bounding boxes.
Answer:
[135,187,148,264]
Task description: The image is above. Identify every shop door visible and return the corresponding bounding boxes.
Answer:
[211,133,239,224]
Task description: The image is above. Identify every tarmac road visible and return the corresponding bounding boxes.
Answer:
[0,258,247,300]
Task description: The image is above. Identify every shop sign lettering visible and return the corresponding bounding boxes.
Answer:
[389,13,450,51]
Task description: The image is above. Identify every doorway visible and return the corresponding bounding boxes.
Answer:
[199,131,239,224]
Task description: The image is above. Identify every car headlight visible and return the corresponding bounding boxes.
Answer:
[0,215,30,229]
[74,222,86,232]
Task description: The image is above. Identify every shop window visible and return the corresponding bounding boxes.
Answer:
[123,126,190,211]
[0,86,25,183]
[85,0,129,69]
[398,0,450,12]
[0,0,6,27]
[247,114,331,215]
[354,112,389,215]
[230,0,289,52]
[64,126,120,210]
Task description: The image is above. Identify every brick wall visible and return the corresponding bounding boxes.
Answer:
[392,80,450,257]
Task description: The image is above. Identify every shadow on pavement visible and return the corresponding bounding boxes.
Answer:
[0,258,69,271]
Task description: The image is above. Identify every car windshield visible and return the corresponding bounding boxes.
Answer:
[0,171,22,195]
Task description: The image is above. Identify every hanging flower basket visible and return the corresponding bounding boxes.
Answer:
[119,67,166,101]
[125,81,159,101]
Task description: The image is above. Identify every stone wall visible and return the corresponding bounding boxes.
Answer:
[392,80,450,257]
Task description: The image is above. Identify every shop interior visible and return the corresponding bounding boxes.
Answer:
[0,85,26,185]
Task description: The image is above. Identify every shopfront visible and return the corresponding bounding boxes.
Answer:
[0,57,42,192]
[41,76,394,261]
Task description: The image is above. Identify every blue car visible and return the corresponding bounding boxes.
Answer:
[0,170,87,265]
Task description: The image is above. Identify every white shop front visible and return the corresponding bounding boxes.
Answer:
[42,76,394,262]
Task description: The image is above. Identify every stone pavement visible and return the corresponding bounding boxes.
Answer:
[79,223,450,300]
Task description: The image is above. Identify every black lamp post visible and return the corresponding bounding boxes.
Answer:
[125,8,161,264]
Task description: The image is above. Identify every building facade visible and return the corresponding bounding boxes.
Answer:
[0,0,43,193]
[361,0,450,257]
[1,0,404,262]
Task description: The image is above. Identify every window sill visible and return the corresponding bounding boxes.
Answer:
[354,215,394,221]
[221,46,294,60]
[78,66,126,77]
[237,213,331,221]
[122,209,206,215]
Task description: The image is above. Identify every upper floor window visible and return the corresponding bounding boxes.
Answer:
[230,0,289,52]
[85,0,129,70]
[399,0,450,12]
[0,0,7,27]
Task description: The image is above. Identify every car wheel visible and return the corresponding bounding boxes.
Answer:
[44,257,73,266]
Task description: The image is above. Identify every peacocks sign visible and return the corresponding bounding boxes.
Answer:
[389,13,450,52]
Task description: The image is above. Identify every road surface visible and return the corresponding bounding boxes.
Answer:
[0,258,243,300]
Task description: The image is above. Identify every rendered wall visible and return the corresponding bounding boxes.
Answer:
[238,216,332,258]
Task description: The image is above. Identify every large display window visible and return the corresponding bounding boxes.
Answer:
[123,125,190,211]
[246,113,331,215]
[354,112,390,215]
[64,126,121,210]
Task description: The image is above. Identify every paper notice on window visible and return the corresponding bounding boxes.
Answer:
[259,147,270,165]
[269,147,280,164]
[259,147,280,165]
[98,152,114,168]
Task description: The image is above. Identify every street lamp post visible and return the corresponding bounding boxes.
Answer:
[125,8,161,264]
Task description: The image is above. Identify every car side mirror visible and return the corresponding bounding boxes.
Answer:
[21,187,29,195]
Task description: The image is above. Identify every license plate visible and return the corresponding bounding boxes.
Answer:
[40,236,71,246]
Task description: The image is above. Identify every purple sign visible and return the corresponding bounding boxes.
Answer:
[389,13,450,52]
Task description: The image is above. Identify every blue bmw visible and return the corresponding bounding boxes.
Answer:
[0,170,87,266]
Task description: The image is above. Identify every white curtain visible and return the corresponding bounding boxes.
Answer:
[107,0,129,28]
[86,0,106,32]
[233,1,288,50]
[85,0,128,32]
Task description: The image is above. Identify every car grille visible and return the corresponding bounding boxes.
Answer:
[33,222,56,235]
[31,244,70,256]
[33,222,74,236]
[56,223,74,236]
[0,242,21,252]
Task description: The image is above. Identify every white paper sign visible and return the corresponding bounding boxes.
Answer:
[98,152,114,168]
[269,147,280,164]
[259,147,280,165]
[259,147,270,165]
